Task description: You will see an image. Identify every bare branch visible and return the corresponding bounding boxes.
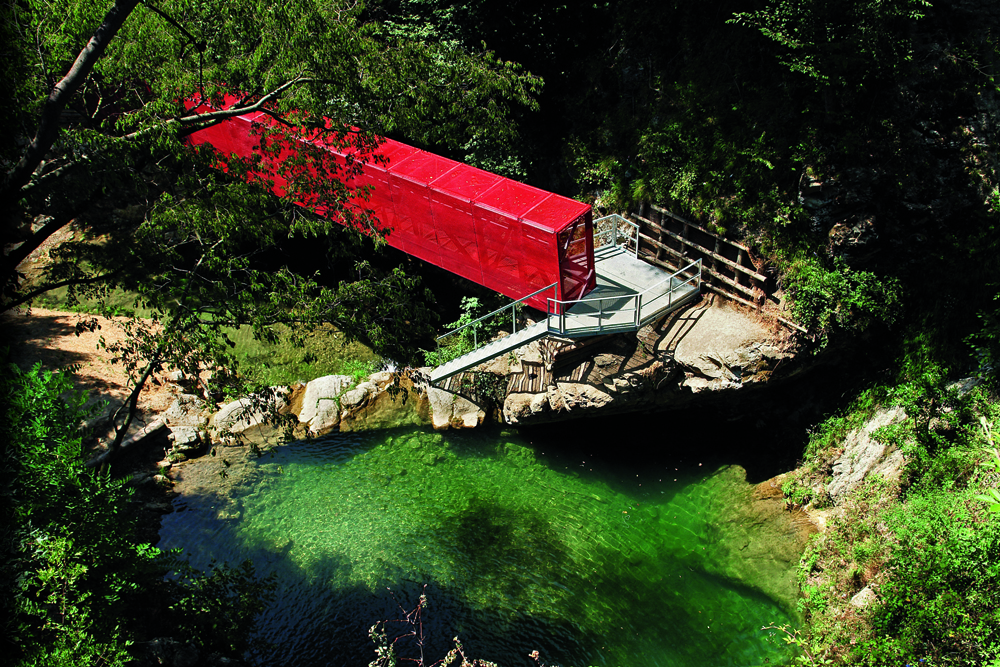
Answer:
[121,75,313,141]
[139,0,204,52]
[1,271,119,314]
[174,76,312,125]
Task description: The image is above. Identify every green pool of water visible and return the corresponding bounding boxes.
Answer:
[159,426,797,666]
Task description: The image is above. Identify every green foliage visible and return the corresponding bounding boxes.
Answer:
[3,0,544,430]
[16,532,134,667]
[2,363,147,665]
[731,0,931,87]
[1,362,274,665]
[792,372,1000,665]
[424,295,520,367]
[456,371,507,408]
[762,624,833,666]
[969,293,1000,381]
[868,490,1000,666]
[975,418,1000,513]
[783,257,901,345]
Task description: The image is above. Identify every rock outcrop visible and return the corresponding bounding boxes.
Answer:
[211,387,290,442]
[826,406,907,504]
[216,371,485,438]
[295,374,353,435]
[503,296,794,425]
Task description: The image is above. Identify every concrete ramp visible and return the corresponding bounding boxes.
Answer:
[429,321,550,383]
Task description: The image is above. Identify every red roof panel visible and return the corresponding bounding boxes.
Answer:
[474,180,549,217]
[430,164,502,201]
[523,194,591,234]
[389,151,461,185]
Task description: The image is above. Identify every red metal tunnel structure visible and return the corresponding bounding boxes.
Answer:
[184,98,596,311]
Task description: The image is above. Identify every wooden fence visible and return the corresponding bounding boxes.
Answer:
[629,204,770,310]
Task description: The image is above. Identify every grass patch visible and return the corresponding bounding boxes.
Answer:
[228,323,378,387]
[32,284,156,318]
[29,287,378,387]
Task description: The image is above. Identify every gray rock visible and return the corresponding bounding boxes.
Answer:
[163,394,209,429]
[164,369,187,384]
[341,381,377,409]
[168,426,201,450]
[827,406,907,503]
[369,371,394,385]
[850,585,878,609]
[213,387,289,436]
[946,377,981,396]
[529,392,549,414]
[427,386,485,429]
[297,374,353,434]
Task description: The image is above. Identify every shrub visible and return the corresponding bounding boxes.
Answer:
[783,257,901,346]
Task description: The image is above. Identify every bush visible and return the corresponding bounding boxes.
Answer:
[2,362,149,666]
[867,490,1000,666]
[783,257,901,346]
[1,362,274,665]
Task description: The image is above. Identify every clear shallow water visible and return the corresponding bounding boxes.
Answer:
[159,426,796,666]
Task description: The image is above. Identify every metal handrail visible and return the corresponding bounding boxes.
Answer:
[435,282,558,352]
[546,293,641,334]
[636,259,702,298]
[545,259,701,335]
[593,214,640,258]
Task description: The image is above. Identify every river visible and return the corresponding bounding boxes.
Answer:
[158,421,804,666]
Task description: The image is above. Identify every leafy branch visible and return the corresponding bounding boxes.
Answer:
[761,624,832,666]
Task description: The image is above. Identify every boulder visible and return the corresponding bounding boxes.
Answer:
[339,374,431,432]
[167,426,202,452]
[213,387,289,439]
[163,393,210,429]
[297,374,353,435]
[850,585,879,609]
[340,381,378,410]
[426,385,485,430]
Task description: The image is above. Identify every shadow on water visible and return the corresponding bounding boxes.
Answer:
[160,425,797,667]
[522,356,870,486]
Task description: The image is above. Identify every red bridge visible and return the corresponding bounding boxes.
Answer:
[184,96,595,311]
[184,97,701,381]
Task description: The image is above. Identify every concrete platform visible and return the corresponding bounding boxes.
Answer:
[430,245,701,382]
[551,245,700,336]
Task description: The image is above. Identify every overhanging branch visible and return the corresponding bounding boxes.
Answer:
[1,0,142,226]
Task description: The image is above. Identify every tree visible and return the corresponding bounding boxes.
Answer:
[1,0,541,454]
[1,361,276,665]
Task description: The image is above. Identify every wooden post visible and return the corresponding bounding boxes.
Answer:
[656,209,667,262]
[736,248,745,289]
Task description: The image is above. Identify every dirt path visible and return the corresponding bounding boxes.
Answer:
[1,306,178,417]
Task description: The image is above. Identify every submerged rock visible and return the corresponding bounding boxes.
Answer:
[697,465,818,615]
